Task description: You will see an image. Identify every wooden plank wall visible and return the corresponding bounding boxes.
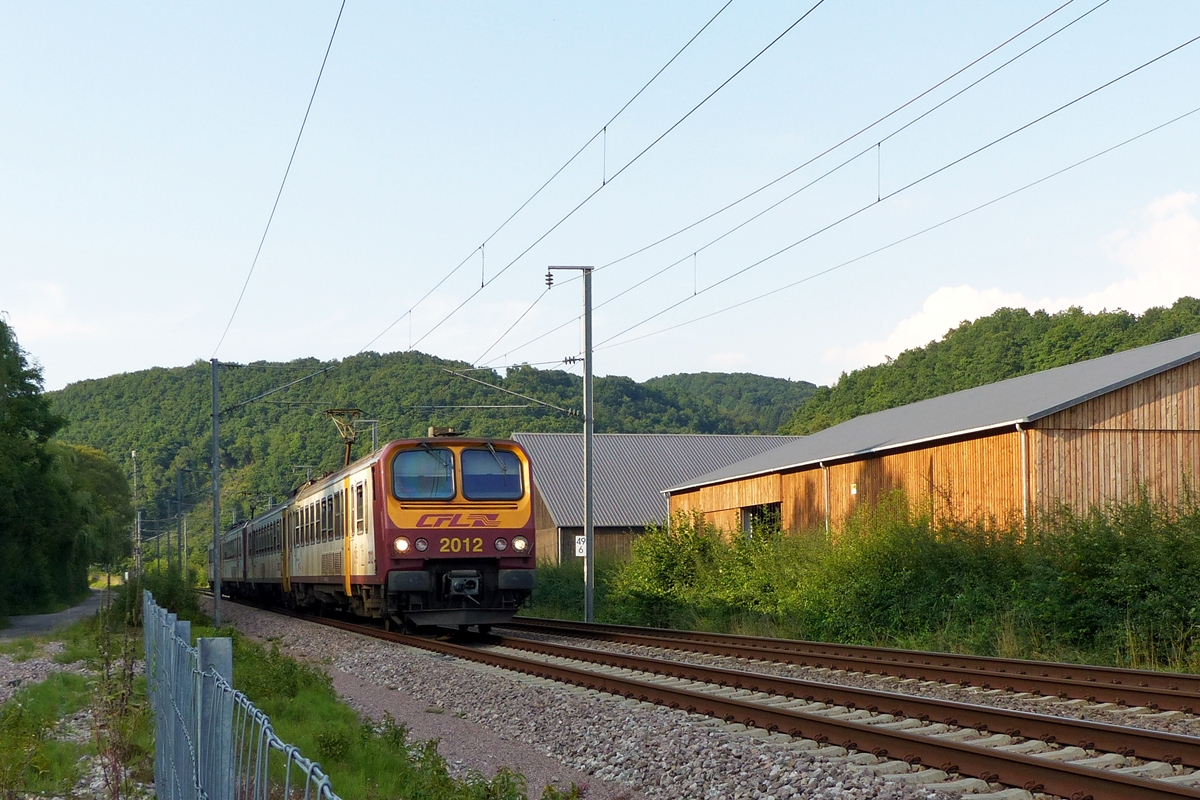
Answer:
[1031,360,1200,512]
[531,485,560,565]
[668,474,781,533]
[673,433,1024,534]
[813,432,1023,530]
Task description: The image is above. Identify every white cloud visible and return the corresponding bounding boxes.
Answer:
[824,285,1027,371]
[823,192,1200,375]
[1074,191,1200,314]
[3,283,100,342]
[709,351,748,370]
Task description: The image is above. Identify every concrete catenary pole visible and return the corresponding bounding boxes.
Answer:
[211,358,222,629]
[582,268,594,623]
[547,265,595,622]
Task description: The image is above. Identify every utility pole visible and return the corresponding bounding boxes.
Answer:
[548,265,595,622]
[131,451,140,574]
[176,470,183,579]
[211,358,222,629]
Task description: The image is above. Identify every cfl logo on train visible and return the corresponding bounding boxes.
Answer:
[415,513,501,528]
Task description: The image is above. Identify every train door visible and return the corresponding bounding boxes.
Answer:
[342,479,352,597]
[282,508,291,593]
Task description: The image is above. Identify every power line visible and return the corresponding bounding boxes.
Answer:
[589,0,1093,277]
[397,0,830,354]
[475,288,551,364]
[592,31,1200,347]
[441,368,577,415]
[595,102,1200,352]
[357,0,738,355]
[212,0,348,358]
[479,0,1102,361]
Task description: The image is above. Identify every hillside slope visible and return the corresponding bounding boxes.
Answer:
[48,353,794,523]
[782,298,1200,435]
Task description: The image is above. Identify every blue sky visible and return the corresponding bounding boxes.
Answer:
[3,1,1199,391]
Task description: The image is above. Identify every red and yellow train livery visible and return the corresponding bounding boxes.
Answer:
[211,436,537,630]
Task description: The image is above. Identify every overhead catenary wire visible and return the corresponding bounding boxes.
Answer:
[474,288,551,365]
[592,31,1200,348]
[589,0,1093,277]
[441,368,577,415]
[357,0,738,355]
[212,0,348,358]
[478,0,1103,361]
[595,102,1200,353]
[395,0,830,354]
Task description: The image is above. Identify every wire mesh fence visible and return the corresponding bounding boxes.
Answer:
[143,591,343,800]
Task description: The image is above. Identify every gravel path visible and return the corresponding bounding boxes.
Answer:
[0,589,109,640]
[206,599,939,800]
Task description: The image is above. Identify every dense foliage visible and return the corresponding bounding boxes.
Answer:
[645,372,815,433]
[531,493,1200,669]
[0,321,131,618]
[46,352,812,532]
[782,297,1200,434]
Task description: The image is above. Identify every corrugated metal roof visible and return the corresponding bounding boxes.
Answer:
[669,331,1200,493]
[512,433,804,528]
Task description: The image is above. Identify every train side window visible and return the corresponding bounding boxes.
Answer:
[333,492,342,539]
[355,484,365,533]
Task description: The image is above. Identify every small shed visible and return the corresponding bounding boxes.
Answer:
[513,433,803,563]
[666,333,1200,532]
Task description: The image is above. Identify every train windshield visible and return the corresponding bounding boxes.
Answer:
[461,448,523,500]
[392,448,455,500]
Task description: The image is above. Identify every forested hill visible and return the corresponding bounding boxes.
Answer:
[645,373,817,434]
[781,297,1200,435]
[48,353,813,523]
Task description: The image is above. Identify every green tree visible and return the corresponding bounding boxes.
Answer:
[782,298,1200,434]
[0,321,92,616]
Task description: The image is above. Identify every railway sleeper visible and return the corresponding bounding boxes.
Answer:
[473,638,1200,798]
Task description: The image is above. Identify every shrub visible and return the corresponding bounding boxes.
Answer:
[543,491,1200,670]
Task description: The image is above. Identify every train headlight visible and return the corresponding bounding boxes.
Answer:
[415,538,428,552]
[512,536,529,553]
[494,537,508,551]
[393,537,411,554]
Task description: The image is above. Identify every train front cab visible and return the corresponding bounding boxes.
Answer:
[381,439,536,629]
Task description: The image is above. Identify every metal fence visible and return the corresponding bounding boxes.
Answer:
[143,591,343,800]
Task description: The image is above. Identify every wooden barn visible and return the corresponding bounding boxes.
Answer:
[513,433,802,563]
[666,333,1200,532]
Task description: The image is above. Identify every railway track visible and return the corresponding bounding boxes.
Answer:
[231,601,1200,800]
[507,618,1200,713]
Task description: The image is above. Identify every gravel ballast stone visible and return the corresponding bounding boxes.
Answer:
[205,599,942,799]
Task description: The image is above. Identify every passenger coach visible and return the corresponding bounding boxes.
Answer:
[212,436,537,630]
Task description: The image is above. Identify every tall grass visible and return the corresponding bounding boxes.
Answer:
[219,632,580,799]
[535,492,1200,671]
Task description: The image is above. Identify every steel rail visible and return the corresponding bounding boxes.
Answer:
[508,618,1200,711]
[514,618,1200,691]
[494,633,1200,768]
[272,609,1200,800]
